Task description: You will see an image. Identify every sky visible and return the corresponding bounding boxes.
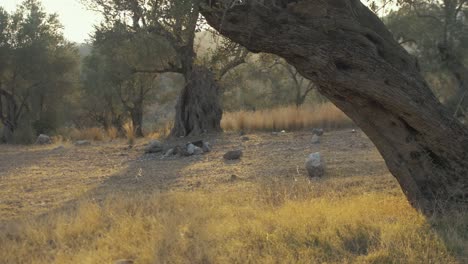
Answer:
[1,0,102,43]
[0,0,391,44]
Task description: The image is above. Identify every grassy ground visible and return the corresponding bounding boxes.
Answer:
[0,130,466,263]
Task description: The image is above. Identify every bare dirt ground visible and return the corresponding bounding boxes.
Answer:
[0,129,401,222]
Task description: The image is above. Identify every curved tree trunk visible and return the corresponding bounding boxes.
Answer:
[200,0,468,213]
[171,65,223,137]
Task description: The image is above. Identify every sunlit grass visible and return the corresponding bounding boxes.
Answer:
[221,103,354,131]
[1,178,464,264]
[146,121,173,140]
[56,127,106,142]
[123,121,136,145]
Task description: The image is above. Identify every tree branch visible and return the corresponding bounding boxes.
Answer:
[217,48,248,79]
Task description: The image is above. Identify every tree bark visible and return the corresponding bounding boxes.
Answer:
[171,65,223,137]
[200,0,468,213]
[130,105,144,138]
[0,88,18,143]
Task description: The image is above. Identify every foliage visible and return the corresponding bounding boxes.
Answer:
[0,0,80,143]
[385,0,468,107]
[80,21,173,136]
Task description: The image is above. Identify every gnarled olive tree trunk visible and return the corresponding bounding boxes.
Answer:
[171,65,223,137]
[200,0,468,213]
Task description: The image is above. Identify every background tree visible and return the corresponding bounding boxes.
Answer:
[0,0,80,143]
[83,0,250,136]
[257,54,318,107]
[81,20,173,137]
[385,0,468,119]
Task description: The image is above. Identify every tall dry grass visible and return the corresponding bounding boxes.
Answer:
[146,121,173,140]
[106,127,119,140]
[67,127,106,141]
[123,121,136,145]
[0,178,465,264]
[222,103,354,132]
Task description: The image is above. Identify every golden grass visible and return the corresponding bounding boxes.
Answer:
[146,121,173,140]
[123,121,136,145]
[66,127,106,141]
[221,103,354,132]
[1,178,465,264]
[106,127,119,140]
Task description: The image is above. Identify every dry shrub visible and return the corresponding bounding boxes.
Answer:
[222,103,354,132]
[123,121,136,145]
[147,122,173,140]
[68,127,105,141]
[50,135,65,144]
[106,127,119,140]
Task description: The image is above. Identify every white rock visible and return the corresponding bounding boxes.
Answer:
[36,134,52,145]
[202,141,211,152]
[163,148,174,157]
[305,152,325,178]
[75,140,91,146]
[193,146,204,155]
[311,134,320,144]
[186,143,196,155]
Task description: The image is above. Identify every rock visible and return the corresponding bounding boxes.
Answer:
[351,129,357,133]
[202,141,211,153]
[163,148,175,157]
[281,130,286,133]
[74,140,91,146]
[36,134,52,145]
[114,260,134,264]
[230,174,239,181]
[305,152,325,178]
[193,146,204,155]
[145,140,164,153]
[191,140,204,148]
[186,143,196,155]
[271,132,279,136]
[173,145,185,156]
[223,150,243,160]
[311,134,320,144]
[241,136,250,141]
[51,145,65,151]
[312,128,324,136]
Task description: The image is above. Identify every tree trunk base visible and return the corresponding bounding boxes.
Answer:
[171,65,223,137]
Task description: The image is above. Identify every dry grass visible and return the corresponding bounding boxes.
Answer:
[66,127,106,141]
[106,127,119,140]
[0,130,466,263]
[123,121,136,145]
[0,180,465,264]
[222,103,354,132]
[146,121,173,140]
